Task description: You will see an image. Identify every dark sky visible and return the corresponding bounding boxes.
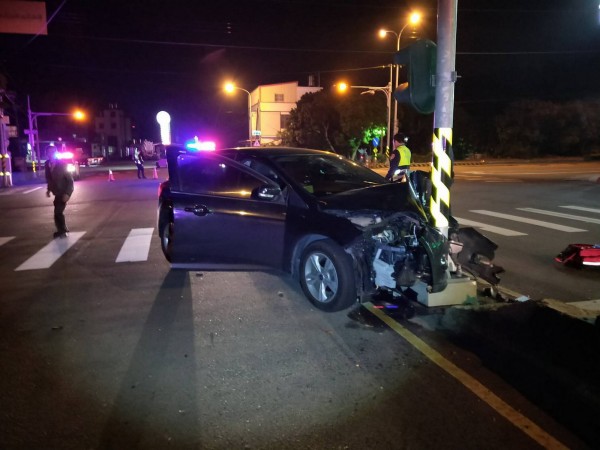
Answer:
[1,0,599,144]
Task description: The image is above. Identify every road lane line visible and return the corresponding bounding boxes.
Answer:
[0,236,16,247]
[517,208,600,225]
[364,303,569,450]
[470,210,587,232]
[454,217,526,236]
[15,232,86,271]
[560,205,600,214]
[115,228,154,263]
[23,186,43,194]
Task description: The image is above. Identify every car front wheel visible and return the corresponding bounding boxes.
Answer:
[299,239,356,312]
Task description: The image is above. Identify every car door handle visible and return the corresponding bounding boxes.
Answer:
[184,205,210,216]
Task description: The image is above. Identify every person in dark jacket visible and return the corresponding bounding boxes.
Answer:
[133,149,146,179]
[45,155,75,238]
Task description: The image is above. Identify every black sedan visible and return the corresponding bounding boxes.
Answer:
[157,145,449,312]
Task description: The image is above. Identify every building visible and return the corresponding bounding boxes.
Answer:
[92,104,133,159]
[249,80,321,145]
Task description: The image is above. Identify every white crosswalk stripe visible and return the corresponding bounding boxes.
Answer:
[469,210,587,232]
[0,236,15,247]
[560,205,600,214]
[115,228,154,263]
[15,232,86,271]
[517,208,600,225]
[454,217,526,237]
[23,186,44,194]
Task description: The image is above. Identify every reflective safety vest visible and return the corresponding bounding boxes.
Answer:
[398,144,411,166]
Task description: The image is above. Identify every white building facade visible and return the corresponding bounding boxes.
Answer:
[249,81,321,145]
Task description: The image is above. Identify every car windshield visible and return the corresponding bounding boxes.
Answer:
[270,153,387,197]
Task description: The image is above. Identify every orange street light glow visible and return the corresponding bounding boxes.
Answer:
[409,12,421,25]
[73,110,86,121]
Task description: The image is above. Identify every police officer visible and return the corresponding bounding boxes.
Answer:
[45,153,74,238]
[386,132,412,181]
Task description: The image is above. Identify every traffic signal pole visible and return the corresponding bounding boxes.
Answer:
[430,0,458,238]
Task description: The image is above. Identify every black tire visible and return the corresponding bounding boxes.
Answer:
[299,239,356,312]
[159,206,174,262]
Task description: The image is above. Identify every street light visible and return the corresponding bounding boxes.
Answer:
[26,95,87,169]
[379,11,422,134]
[336,82,392,154]
[224,82,252,144]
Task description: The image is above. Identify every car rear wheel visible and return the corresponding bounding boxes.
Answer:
[299,240,356,312]
[160,221,174,262]
[159,206,174,262]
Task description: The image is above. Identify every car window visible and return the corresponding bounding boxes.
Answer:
[271,153,385,196]
[240,158,283,187]
[177,153,266,199]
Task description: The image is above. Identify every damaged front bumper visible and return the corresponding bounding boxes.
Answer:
[451,226,504,285]
[333,210,449,300]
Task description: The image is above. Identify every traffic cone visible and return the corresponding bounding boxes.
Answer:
[152,167,158,179]
[108,169,115,181]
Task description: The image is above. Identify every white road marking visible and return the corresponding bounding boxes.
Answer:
[470,210,587,232]
[560,205,600,214]
[15,232,86,271]
[517,208,600,225]
[115,228,154,263]
[23,186,43,194]
[0,236,16,247]
[454,217,527,237]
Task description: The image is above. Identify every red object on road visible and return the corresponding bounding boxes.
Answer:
[555,243,600,268]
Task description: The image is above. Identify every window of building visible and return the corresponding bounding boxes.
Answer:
[99,123,105,130]
[274,93,284,102]
[110,111,116,118]
[280,114,291,130]
[110,122,117,129]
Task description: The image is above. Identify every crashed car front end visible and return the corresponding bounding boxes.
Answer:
[325,209,449,300]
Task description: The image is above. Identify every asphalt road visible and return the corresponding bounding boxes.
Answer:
[0,163,596,449]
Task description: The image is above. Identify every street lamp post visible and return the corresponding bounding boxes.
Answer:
[26,95,86,169]
[379,11,421,134]
[224,83,252,144]
[337,82,392,154]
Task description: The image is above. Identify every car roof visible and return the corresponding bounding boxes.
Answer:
[221,146,337,158]
[166,145,335,158]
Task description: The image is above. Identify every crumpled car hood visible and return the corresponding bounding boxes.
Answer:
[317,183,428,222]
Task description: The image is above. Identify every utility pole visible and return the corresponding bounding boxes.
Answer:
[430,0,458,238]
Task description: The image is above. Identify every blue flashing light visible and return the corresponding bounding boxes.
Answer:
[185,136,216,151]
[54,151,74,160]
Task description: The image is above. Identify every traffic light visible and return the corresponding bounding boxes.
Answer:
[394,39,437,114]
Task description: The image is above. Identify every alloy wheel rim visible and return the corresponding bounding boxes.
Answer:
[304,252,338,303]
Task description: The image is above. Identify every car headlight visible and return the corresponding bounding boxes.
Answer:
[67,163,76,173]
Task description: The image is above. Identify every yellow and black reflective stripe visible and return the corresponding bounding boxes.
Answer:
[430,128,453,231]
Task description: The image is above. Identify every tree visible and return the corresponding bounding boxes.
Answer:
[494,99,600,157]
[280,89,387,157]
[279,90,340,152]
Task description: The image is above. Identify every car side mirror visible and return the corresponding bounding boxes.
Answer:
[256,184,282,200]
